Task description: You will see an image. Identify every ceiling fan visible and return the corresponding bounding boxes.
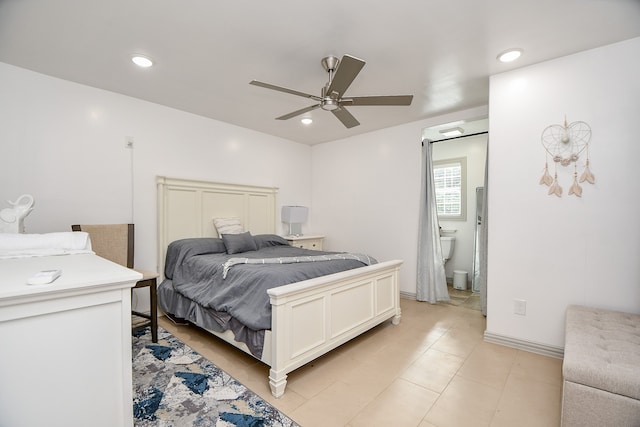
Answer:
[249,54,413,129]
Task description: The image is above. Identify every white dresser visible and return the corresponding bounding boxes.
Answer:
[0,253,142,427]
[285,234,325,250]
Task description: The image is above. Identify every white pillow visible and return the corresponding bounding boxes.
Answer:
[213,217,243,237]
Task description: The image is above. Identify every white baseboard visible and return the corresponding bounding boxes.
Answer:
[401,291,564,359]
[400,291,417,300]
[484,331,564,359]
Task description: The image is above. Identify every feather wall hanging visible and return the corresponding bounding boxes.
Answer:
[540,117,594,197]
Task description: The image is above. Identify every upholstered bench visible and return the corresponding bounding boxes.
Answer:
[562,305,640,426]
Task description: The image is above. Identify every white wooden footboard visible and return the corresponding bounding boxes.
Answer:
[267,259,402,397]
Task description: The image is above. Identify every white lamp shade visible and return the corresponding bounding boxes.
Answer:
[281,206,308,223]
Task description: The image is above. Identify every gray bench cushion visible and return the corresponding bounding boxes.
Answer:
[564,305,640,400]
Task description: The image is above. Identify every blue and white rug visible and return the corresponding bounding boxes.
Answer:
[132,326,299,427]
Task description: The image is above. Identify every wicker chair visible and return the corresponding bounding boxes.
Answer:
[71,224,158,342]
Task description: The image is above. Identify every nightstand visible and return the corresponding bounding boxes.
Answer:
[286,235,325,250]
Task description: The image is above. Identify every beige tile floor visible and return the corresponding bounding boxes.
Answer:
[158,298,563,427]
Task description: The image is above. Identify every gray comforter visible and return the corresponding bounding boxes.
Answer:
[165,235,377,332]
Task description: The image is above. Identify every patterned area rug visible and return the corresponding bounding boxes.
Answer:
[132,326,299,427]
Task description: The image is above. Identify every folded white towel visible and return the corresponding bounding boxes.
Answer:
[0,232,94,259]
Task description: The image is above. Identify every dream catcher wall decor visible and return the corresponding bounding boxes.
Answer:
[539,116,595,197]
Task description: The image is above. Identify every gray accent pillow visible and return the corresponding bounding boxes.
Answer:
[253,234,290,249]
[222,231,258,254]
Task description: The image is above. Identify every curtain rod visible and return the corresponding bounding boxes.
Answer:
[422,131,489,145]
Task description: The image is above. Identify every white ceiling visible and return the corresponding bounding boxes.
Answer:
[1,0,639,145]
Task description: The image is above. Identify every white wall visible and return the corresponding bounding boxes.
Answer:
[311,106,488,295]
[0,62,313,275]
[487,37,640,349]
[433,134,488,283]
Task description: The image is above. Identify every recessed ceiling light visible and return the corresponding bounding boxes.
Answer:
[439,127,464,137]
[497,48,523,63]
[301,118,313,125]
[131,55,154,68]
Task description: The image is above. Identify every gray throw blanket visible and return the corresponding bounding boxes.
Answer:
[222,253,376,279]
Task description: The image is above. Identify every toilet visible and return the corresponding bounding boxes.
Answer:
[440,236,455,263]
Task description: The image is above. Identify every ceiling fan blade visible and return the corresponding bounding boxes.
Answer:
[332,107,360,128]
[343,95,414,106]
[276,104,321,120]
[325,55,365,98]
[250,80,321,101]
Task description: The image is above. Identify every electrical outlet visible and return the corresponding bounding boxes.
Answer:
[514,299,527,316]
[125,136,134,149]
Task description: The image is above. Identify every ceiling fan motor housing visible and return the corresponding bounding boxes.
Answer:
[320,83,340,110]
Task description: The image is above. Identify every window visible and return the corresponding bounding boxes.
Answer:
[433,157,466,220]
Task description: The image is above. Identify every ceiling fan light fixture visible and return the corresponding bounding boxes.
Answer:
[131,54,154,68]
[321,98,340,111]
[497,48,523,63]
[439,127,464,137]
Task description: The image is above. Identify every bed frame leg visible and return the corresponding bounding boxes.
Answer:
[269,368,288,398]
[392,308,402,325]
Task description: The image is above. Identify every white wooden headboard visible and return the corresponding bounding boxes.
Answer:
[156,176,278,277]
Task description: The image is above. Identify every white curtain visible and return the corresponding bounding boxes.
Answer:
[416,141,449,303]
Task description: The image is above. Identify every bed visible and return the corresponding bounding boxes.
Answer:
[156,176,403,397]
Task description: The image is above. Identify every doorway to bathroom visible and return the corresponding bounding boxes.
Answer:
[423,118,488,312]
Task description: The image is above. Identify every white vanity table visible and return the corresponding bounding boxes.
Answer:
[285,234,325,250]
[0,253,142,427]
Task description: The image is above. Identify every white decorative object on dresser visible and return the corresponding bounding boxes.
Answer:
[0,253,142,427]
[285,234,325,250]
